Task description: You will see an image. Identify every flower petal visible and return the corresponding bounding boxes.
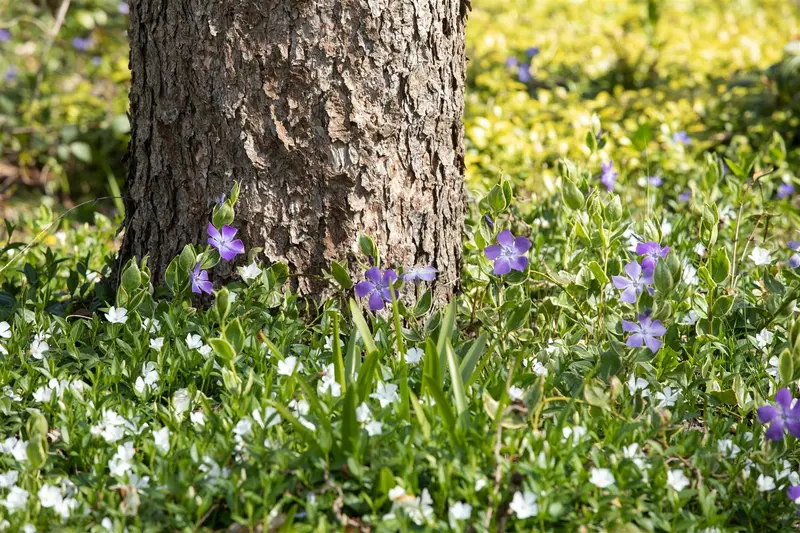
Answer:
[620,286,638,304]
[493,257,512,275]
[382,269,398,287]
[368,290,385,311]
[509,255,529,272]
[624,261,641,279]
[787,485,800,501]
[365,267,382,285]
[354,281,375,298]
[621,320,639,333]
[644,335,662,354]
[776,388,794,411]
[221,225,239,241]
[496,230,514,248]
[766,419,785,441]
[648,321,666,337]
[484,244,502,260]
[757,405,780,424]
[513,236,532,254]
[626,333,645,348]
[786,419,800,439]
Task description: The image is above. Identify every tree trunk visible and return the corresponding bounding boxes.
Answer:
[120,0,468,301]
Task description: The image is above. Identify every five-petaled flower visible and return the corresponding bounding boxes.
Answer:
[757,388,800,441]
[612,261,654,304]
[622,314,666,353]
[354,267,399,311]
[403,266,438,282]
[778,183,795,200]
[787,485,800,514]
[672,131,691,145]
[600,161,617,191]
[207,223,245,261]
[484,230,531,275]
[789,241,800,269]
[190,262,213,295]
[635,241,669,270]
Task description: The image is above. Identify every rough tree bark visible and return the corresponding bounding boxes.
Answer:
[120,0,468,300]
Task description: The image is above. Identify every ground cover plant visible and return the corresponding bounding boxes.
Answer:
[2,0,800,531]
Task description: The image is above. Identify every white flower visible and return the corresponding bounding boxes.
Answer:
[589,468,615,488]
[277,356,303,376]
[149,337,164,350]
[508,385,524,401]
[682,262,699,285]
[531,360,548,377]
[109,442,135,477]
[86,271,100,283]
[172,389,191,418]
[679,310,699,326]
[370,382,400,408]
[134,362,159,394]
[100,518,114,531]
[0,321,10,339]
[562,425,587,442]
[32,385,53,403]
[38,484,77,519]
[105,306,128,324]
[449,501,472,523]
[627,374,650,397]
[185,333,203,350]
[365,420,383,436]
[767,356,779,378]
[404,347,423,364]
[30,339,49,360]
[1,485,29,513]
[0,437,28,462]
[90,409,128,443]
[198,344,212,357]
[200,456,230,482]
[238,262,262,282]
[694,243,707,257]
[475,478,487,492]
[22,524,35,533]
[667,469,690,491]
[0,471,19,488]
[623,443,649,473]
[790,471,800,486]
[289,399,310,416]
[317,364,341,397]
[253,407,281,429]
[509,490,538,519]
[776,460,792,480]
[356,402,372,423]
[153,427,170,454]
[717,439,740,459]
[756,474,776,492]
[655,386,678,408]
[755,329,774,350]
[190,411,206,428]
[142,318,160,334]
[750,247,772,266]
[324,336,344,351]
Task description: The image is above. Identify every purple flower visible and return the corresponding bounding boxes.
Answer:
[612,261,654,304]
[207,223,245,261]
[3,66,16,83]
[672,131,691,145]
[788,486,800,510]
[189,262,213,295]
[403,265,438,282]
[484,230,531,275]
[72,36,94,52]
[484,214,494,230]
[622,315,666,354]
[355,267,398,311]
[525,47,540,58]
[789,241,800,269]
[118,2,130,14]
[91,56,102,66]
[778,183,795,200]
[678,189,691,202]
[505,56,518,67]
[647,176,663,187]
[517,65,532,83]
[0,29,10,43]
[600,161,617,191]
[757,388,800,441]
[635,241,670,270]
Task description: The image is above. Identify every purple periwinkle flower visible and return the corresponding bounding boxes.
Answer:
[484,230,531,275]
[189,262,213,295]
[3,66,16,83]
[789,241,800,269]
[778,183,795,200]
[647,176,663,187]
[788,486,800,511]
[505,56,518,67]
[622,315,666,354]
[72,36,94,52]
[354,267,398,311]
[0,29,10,43]
[600,161,617,191]
[118,2,130,14]
[525,47,540,58]
[517,65,532,83]
[636,241,670,270]
[678,189,691,202]
[91,56,102,66]
[484,214,494,230]
[612,261,654,304]
[757,388,800,441]
[207,223,245,261]
[672,131,691,145]
[403,265,438,282]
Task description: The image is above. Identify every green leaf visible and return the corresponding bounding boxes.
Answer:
[209,338,236,364]
[437,300,457,380]
[358,234,377,261]
[344,332,361,386]
[330,261,353,290]
[356,347,380,404]
[459,334,487,384]
[215,288,231,323]
[349,299,377,355]
[69,142,92,163]
[505,299,531,331]
[408,391,431,439]
[424,377,458,444]
[583,380,611,411]
[225,319,245,353]
[413,290,432,317]
[780,348,794,385]
[588,261,609,285]
[120,258,141,293]
[487,184,508,212]
[654,260,674,294]
[562,181,585,210]
[341,386,359,454]
[711,296,733,316]
[710,248,731,284]
[331,313,346,392]
[445,342,468,417]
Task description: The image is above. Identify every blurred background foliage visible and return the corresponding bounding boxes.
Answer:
[0,0,799,220]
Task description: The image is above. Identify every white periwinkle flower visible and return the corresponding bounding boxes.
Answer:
[589,467,615,488]
[750,247,772,266]
[105,306,128,324]
[509,490,538,519]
